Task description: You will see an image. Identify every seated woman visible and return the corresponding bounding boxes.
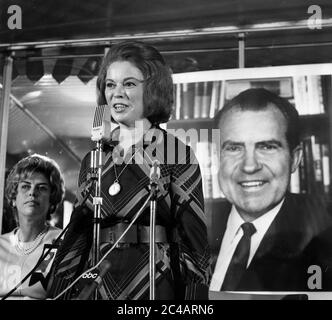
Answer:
[0,154,65,299]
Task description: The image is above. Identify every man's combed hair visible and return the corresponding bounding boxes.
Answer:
[214,88,301,151]
[97,40,174,125]
[5,154,65,221]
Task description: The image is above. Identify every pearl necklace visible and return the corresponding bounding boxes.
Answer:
[14,226,49,256]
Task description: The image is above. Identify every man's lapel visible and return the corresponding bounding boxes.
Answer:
[211,200,232,271]
[248,193,306,268]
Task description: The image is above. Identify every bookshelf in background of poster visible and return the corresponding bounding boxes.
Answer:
[224,77,293,102]
[172,80,225,120]
[170,64,332,203]
[290,135,330,195]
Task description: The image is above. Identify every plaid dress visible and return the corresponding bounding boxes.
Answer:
[47,127,211,300]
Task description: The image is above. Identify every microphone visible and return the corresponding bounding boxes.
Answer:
[149,160,161,186]
[91,105,111,142]
[75,260,112,300]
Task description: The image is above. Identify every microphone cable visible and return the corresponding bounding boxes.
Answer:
[51,191,153,300]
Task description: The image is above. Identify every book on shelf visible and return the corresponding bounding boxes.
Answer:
[193,82,203,119]
[293,75,324,115]
[302,136,317,194]
[293,76,309,115]
[181,83,195,120]
[311,136,323,185]
[321,144,330,194]
[297,155,308,194]
[210,142,224,198]
[195,141,223,199]
[209,80,225,117]
[209,81,219,118]
[201,81,213,118]
[174,83,181,120]
[217,79,226,112]
[307,75,324,114]
[290,135,329,195]
[290,166,301,194]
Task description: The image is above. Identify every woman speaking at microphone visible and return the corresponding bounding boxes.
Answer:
[47,41,211,300]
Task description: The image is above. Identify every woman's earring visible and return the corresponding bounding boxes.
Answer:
[12,200,16,207]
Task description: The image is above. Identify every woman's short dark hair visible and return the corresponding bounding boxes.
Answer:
[96,40,174,125]
[214,88,301,151]
[5,154,65,221]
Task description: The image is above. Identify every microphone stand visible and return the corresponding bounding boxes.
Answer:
[90,141,104,300]
[73,160,160,301]
[149,161,160,300]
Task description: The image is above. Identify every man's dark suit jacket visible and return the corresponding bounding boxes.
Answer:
[212,192,332,291]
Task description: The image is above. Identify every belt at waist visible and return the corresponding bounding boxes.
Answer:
[100,223,167,244]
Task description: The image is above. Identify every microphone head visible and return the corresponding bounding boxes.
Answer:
[99,259,112,277]
[150,160,161,180]
[91,105,111,142]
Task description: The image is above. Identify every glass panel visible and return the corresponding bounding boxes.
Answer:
[3,55,103,231]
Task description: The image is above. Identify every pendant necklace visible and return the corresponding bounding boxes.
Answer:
[108,179,121,196]
[108,148,141,196]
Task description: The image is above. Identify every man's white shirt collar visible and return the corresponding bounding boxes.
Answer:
[227,198,285,250]
[210,198,285,291]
